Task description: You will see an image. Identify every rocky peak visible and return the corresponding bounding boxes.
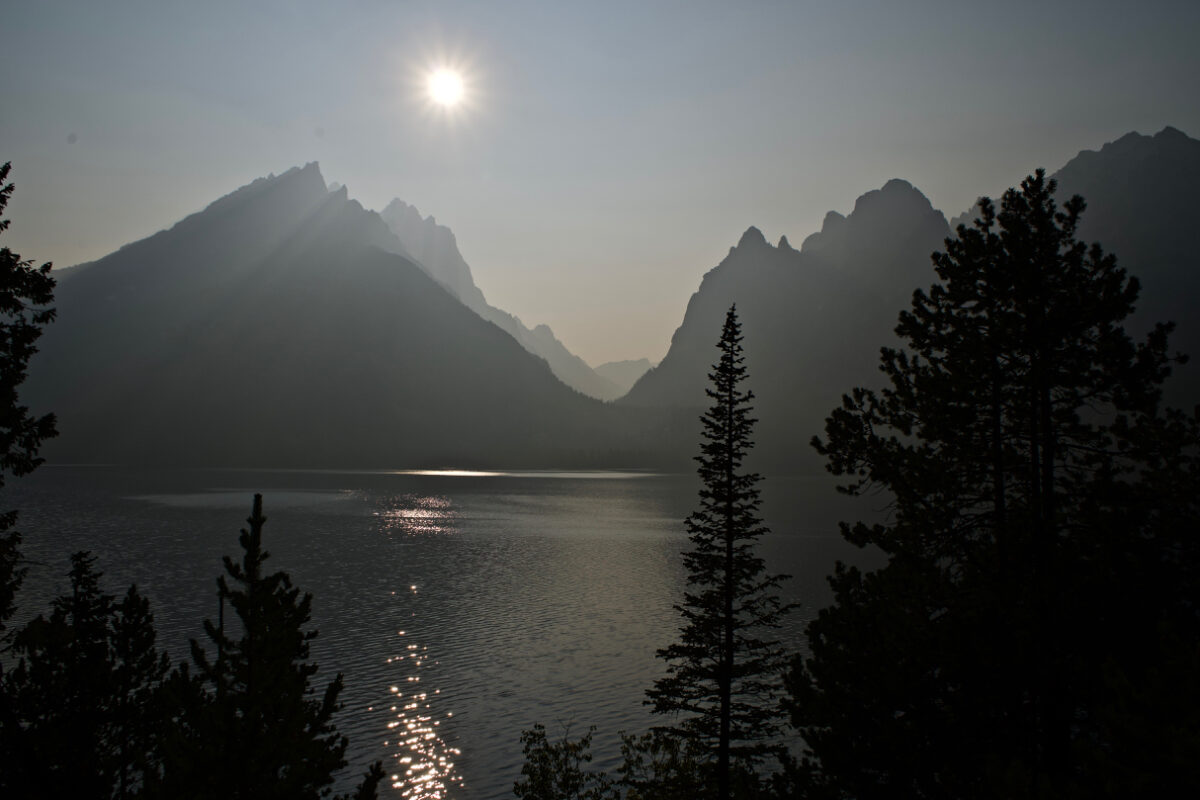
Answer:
[736,225,768,249]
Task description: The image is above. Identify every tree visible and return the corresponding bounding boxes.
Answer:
[0,552,170,799]
[789,171,1200,797]
[645,305,792,800]
[513,723,612,800]
[0,160,57,637]
[0,160,59,794]
[154,494,379,800]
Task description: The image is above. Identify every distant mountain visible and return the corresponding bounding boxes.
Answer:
[26,164,678,468]
[624,127,1200,473]
[952,126,1200,402]
[620,180,951,472]
[378,199,626,401]
[594,359,654,396]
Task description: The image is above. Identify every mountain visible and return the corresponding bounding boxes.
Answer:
[377,199,488,311]
[623,127,1200,473]
[377,200,626,401]
[25,164,678,468]
[952,126,1200,402]
[620,180,951,472]
[594,359,654,396]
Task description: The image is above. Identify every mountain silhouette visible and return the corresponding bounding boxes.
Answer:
[620,180,951,472]
[594,359,654,396]
[949,126,1200,402]
[378,199,625,401]
[624,128,1200,472]
[25,164,677,468]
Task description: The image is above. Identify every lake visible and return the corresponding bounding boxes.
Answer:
[5,466,880,799]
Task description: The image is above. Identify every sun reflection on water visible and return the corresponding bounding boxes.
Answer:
[372,578,463,798]
[374,495,458,536]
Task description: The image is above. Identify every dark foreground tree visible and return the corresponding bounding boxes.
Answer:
[0,160,56,635]
[0,159,60,797]
[153,494,381,800]
[789,171,1200,797]
[0,552,170,799]
[513,723,612,800]
[646,305,792,799]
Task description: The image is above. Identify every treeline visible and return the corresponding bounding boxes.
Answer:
[514,172,1200,799]
[0,497,384,799]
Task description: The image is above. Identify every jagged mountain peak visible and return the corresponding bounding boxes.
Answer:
[802,179,945,259]
[850,178,935,219]
[736,225,768,249]
[194,161,330,218]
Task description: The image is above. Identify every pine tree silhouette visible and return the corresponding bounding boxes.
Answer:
[791,171,1200,797]
[155,494,379,800]
[1,553,168,798]
[646,305,792,799]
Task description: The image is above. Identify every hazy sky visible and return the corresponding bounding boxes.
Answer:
[3,0,1198,365]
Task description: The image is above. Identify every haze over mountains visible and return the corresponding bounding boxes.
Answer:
[25,164,679,468]
[624,126,1200,469]
[377,199,640,401]
[24,127,1199,472]
[620,179,951,471]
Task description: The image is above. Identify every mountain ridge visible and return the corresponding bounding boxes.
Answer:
[29,165,681,468]
[624,126,1200,471]
[377,198,627,401]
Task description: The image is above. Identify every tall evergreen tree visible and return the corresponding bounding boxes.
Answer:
[789,171,1199,797]
[154,494,378,800]
[0,160,56,637]
[646,305,792,800]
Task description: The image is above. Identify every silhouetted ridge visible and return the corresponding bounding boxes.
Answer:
[621,180,953,472]
[594,359,654,396]
[948,126,1200,402]
[377,197,629,400]
[736,225,768,249]
[626,129,1200,472]
[27,168,678,468]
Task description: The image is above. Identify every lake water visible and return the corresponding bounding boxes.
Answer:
[5,466,880,799]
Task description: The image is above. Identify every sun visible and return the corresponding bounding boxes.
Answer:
[428,69,464,107]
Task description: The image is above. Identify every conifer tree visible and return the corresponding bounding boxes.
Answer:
[0,161,56,637]
[646,305,792,800]
[513,723,612,800]
[790,171,1199,797]
[0,552,169,799]
[154,494,379,800]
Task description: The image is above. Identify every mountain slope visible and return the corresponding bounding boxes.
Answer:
[620,180,951,472]
[378,199,625,401]
[952,126,1200,402]
[623,128,1200,473]
[594,359,654,396]
[26,165,675,468]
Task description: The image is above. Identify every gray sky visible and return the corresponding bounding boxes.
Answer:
[3,0,1198,365]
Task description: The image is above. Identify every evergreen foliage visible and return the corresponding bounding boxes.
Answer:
[513,723,612,800]
[0,160,56,636]
[615,729,713,800]
[646,305,792,799]
[0,552,169,798]
[154,494,372,799]
[790,171,1200,797]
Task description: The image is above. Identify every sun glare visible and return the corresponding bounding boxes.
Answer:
[428,69,464,107]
